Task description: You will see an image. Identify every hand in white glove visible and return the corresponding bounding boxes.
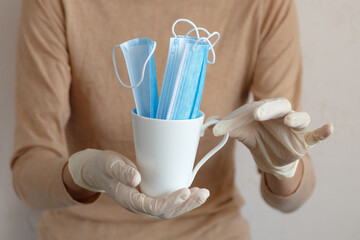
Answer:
[213,98,333,179]
[68,149,209,219]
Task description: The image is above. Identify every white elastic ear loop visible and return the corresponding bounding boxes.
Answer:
[193,32,220,64]
[112,41,157,89]
[186,28,220,47]
[208,31,220,47]
[185,27,210,38]
[172,19,200,39]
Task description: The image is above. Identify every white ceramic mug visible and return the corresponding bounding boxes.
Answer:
[131,109,229,198]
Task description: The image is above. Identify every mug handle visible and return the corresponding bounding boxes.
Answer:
[188,116,230,186]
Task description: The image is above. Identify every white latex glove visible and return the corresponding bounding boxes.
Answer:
[213,98,333,179]
[68,149,210,219]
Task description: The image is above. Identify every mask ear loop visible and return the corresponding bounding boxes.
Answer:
[172,19,200,39]
[185,27,210,38]
[193,31,220,64]
[112,41,157,89]
[208,31,220,47]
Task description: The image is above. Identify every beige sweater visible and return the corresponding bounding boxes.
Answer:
[11,0,315,239]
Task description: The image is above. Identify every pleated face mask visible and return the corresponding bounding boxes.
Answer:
[156,19,220,120]
[112,38,158,118]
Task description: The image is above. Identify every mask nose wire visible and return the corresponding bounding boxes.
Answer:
[172,19,200,39]
[112,41,157,89]
[193,31,220,64]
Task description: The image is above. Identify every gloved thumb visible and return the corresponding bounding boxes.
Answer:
[108,159,141,188]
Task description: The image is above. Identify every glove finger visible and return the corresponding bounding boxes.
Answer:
[213,110,254,137]
[107,159,141,188]
[304,123,334,146]
[254,98,292,121]
[284,112,311,129]
[212,101,266,137]
[105,150,139,169]
[164,188,210,219]
[190,187,199,193]
[154,188,192,216]
[112,183,159,217]
[125,187,191,217]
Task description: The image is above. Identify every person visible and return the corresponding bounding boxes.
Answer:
[11,0,333,239]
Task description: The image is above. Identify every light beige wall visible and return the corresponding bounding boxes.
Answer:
[0,0,358,239]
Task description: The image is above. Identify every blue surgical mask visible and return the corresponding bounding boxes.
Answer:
[156,19,220,120]
[112,38,158,118]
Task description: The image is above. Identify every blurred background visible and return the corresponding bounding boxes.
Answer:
[0,0,359,239]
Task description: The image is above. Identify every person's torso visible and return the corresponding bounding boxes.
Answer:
[48,0,261,233]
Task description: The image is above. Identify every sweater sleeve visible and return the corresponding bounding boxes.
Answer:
[11,0,88,210]
[252,0,316,212]
[261,154,315,213]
